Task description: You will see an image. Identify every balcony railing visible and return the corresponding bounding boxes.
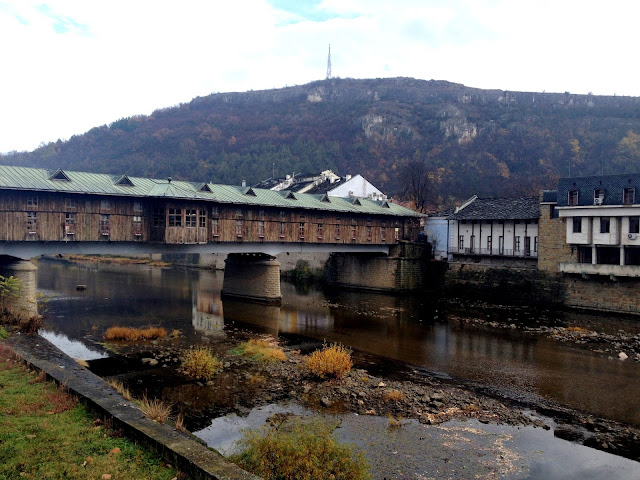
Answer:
[448,247,537,258]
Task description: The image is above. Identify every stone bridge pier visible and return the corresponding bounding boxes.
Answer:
[324,242,431,292]
[0,255,38,319]
[221,253,282,305]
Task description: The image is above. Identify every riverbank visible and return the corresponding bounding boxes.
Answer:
[0,339,185,480]
[94,325,640,463]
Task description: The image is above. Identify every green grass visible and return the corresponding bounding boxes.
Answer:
[0,344,185,479]
[230,417,371,480]
[230,338,287,363]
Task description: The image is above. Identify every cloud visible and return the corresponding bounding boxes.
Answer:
[1,0,640,153]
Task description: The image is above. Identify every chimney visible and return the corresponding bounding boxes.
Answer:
[242,180,246,187]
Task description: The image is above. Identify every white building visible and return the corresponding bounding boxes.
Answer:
[555,174,640,276]
[447,196,539,266]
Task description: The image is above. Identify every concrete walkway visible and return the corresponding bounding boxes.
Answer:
[7,333,260,480]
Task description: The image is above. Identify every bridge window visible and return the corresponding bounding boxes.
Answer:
[366,226,372,241]
[199,210,207,228]
[212,218,219,236]
[258,220,265,237]
[65,213,75,237]
[100,215,110,236]
[236,219,243,237]
[381,227,386,242]
[26,212,37,233]
[298,222,305,239]
[259,209,265,217]
[458,236,464,250]
[185,209,197,227]
[600,217,610,234]
[211,206,219,216]
[133,216,142,237]
[351,220,357,240]
[134,201,143,212]
[280,210,286,219]
[153,208,165,227]
[630,216,640,234]
[394,228,399,241]
[65,198,76,209]
[317,223,323,239]
[515,236,521,252]
[101,200,110,210]
[236,208,243,218]
[335,224,340,240]
[168,208,182,227]
[27,196,38,208]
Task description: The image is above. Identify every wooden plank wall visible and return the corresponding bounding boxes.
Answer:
[0,190,419,244]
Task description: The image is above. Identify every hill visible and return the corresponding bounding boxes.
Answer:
[3,77,640,210]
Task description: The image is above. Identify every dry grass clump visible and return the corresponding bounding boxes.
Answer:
[181,346,221,380]
[383,389,405,403]
[567,326,589,333]
[18,316,44,335]
[233,338,287,362]
[305,343,353,379]
[387,414,403,429]
[230,417,371,480]
[107,379,133,401]
[104,326,167,341]
[138,396,172,422]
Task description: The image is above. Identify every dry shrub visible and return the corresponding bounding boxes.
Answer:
[383,389,405,403]
[387,414,403,429]
[567,326,589,333]
[104,326,167,341]
[139,396,172,422]
[235,338,287,362]
[175,413,187,433]
[107,379,133,401]
[231,417,371,480]
[181,346,221,380]
[18,316,44,335]
[305,343,353,379]
[28,370,47,384]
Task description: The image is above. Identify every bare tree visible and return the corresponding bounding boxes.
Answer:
[402,159,433,213]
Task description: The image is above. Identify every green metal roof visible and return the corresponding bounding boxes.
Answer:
[0,165,419,218]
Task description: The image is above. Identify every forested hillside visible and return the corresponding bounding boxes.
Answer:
[4,77,640,210]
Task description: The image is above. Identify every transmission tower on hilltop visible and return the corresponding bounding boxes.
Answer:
[326,44,332,80]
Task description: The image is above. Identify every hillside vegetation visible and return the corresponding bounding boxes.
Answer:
[4,77,640,209]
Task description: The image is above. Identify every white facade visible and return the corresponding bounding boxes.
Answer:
[558,206,640,269]
[328,174,386,201]
[424,216,449,259]
[450,220,538,257]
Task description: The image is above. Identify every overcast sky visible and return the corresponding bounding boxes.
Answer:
[1,0,639,154]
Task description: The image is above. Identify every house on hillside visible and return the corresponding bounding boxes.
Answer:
[255,171,387,201]
[447,196,540,267]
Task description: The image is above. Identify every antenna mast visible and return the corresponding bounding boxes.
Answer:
[326,44,332,80]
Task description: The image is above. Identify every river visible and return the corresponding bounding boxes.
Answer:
[35,258,640,428]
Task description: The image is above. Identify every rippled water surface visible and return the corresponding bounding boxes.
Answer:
[36,258,640,427]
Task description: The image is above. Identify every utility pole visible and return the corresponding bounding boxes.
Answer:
[326,44,332,80]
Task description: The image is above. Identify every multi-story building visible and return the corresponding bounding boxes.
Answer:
[554,174,640,277]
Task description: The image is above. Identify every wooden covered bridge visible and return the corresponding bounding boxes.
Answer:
[0,165,421,306]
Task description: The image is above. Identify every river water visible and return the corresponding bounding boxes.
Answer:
[33,258,640,478]
[35,258,640,428]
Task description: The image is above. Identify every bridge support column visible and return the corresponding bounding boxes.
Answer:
[324,242,430,292]
[222,254,282,305]
[0,256,38,320]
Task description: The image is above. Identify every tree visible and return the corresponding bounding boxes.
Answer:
[401,159,433,213]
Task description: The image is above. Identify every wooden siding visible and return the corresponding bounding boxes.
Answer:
[0,191,419,244]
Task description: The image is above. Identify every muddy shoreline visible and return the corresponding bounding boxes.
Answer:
[90,322,640,464]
